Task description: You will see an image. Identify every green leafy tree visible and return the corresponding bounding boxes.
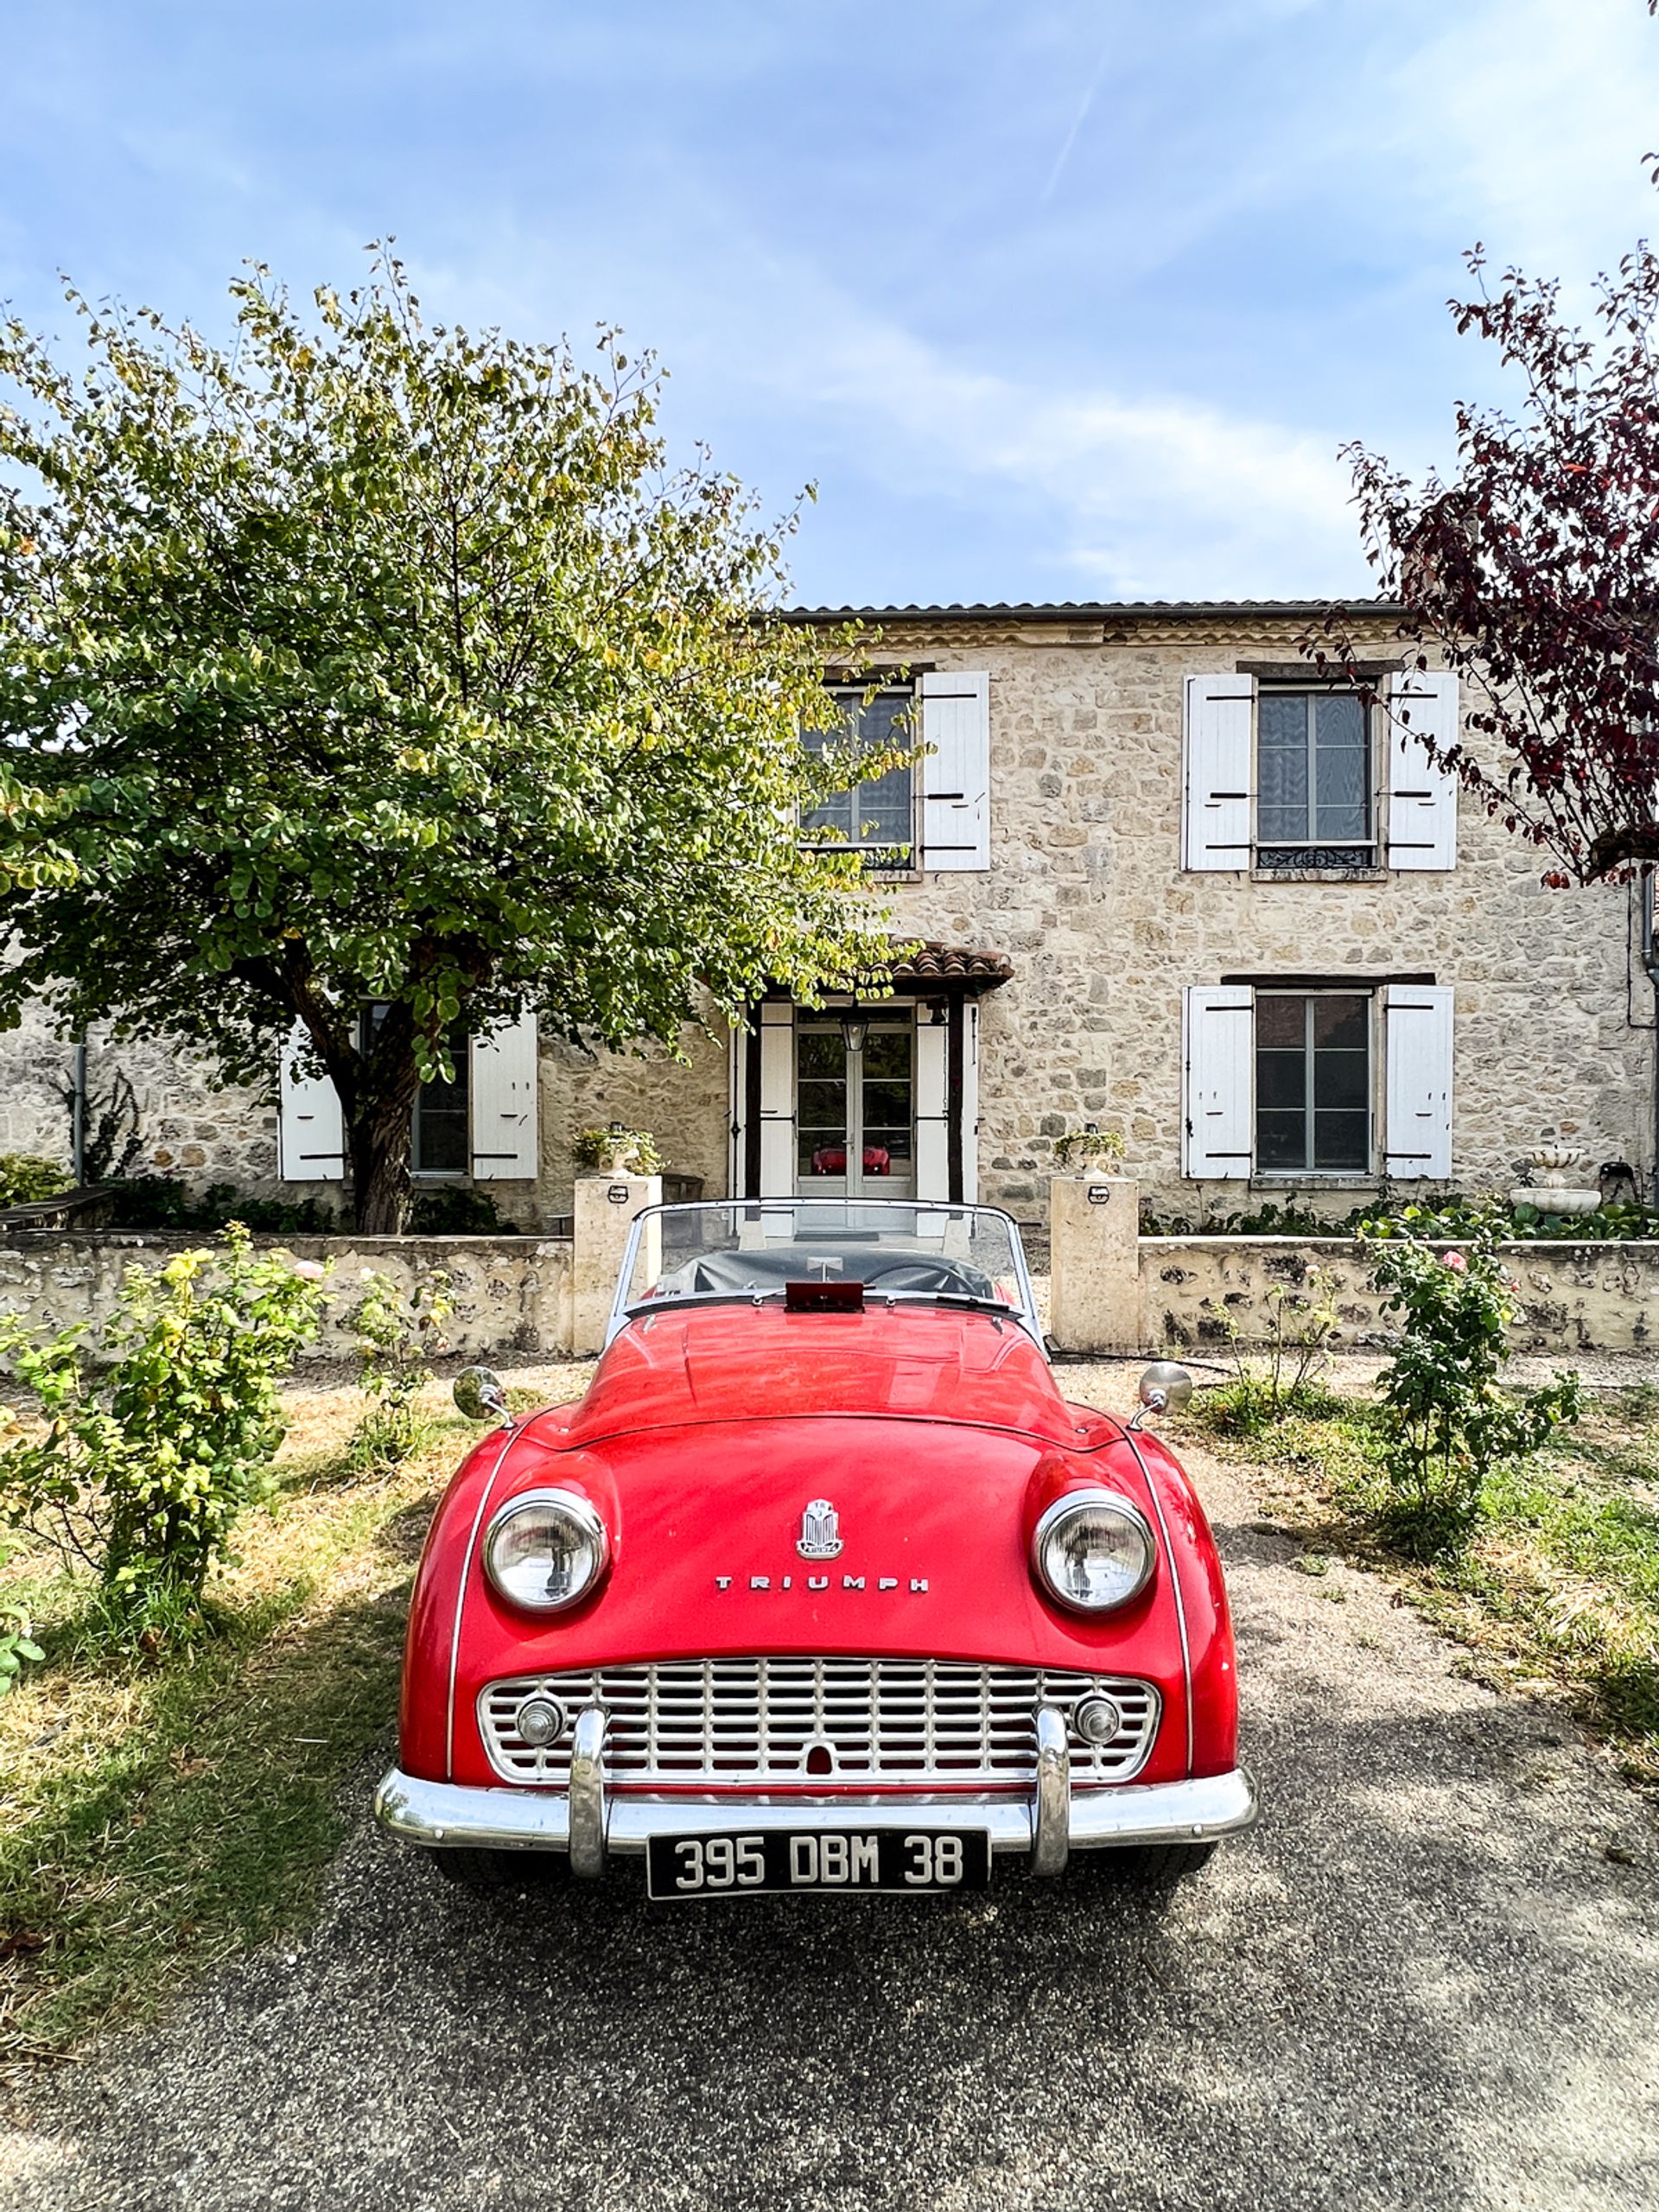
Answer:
[0,253,896,1230]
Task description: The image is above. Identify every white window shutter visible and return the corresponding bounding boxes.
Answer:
[1182,986,1254,1179]
[961,1000,981,1205]
[919,671,990,870]
[728,1023,748,1198]
[1387,671,1459,870]
[278,1023,345,1183]
[1384,984,1453,1179]
[469,1010,538,1179]
[913,1013,950,1202]
[757,1001,796,1197]
[1183,675,1254,870]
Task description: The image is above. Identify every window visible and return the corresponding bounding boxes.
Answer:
[359,1007,470,1177]
[1255,993,1370,1173]
[1256,690,1372,869]
[801,686,914,863]
[413,1021,469,1175]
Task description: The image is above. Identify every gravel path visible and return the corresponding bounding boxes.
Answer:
[3,1367,1656,2212]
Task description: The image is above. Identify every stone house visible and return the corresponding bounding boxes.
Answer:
[1,598,1649,1223]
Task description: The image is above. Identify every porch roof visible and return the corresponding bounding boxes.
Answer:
[766,941,1014,1001]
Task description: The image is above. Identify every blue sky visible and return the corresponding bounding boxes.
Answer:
[4,0,1659,605]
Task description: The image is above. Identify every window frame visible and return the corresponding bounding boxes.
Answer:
[799,683,918,869]
[359,1005,473,1183]
[1254,684,1377,872]
[1253,988,1376,1179]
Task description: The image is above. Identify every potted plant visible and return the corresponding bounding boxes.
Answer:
[1052,1125,1126,1173]
[572,1124,664,1176]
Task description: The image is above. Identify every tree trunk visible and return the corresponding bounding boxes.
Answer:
[350,1083,422,1233]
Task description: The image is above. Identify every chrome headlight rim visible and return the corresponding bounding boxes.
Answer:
[1031,1489,1158,1614]
[482,1486,611,1614]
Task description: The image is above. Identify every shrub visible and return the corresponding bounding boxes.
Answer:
[0,1597,42,1694]
[0,1154,72,1208]
[408,1185,516,1236]
[573,1125,662,1174]
[101,1177,341,1234]
[0,1225,330,1636]
[346,1266,453,1471]
[1205,1268,1343,1433]
[1363,1222,1582,1558]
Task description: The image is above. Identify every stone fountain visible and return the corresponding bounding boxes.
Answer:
[1508,1145,1602,1217]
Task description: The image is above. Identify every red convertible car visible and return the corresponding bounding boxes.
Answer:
[375,1200,1256,1897]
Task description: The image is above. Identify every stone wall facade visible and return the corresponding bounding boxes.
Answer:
[0,1231,575,1362]
[0,603,1647,1224]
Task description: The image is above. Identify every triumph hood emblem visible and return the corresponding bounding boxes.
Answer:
[796,1498,843,1560]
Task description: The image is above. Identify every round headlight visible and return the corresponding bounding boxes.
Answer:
[1033,1491,1156,1613]
[483,1488,609,1613]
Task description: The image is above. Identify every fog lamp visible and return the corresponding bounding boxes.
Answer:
[1072,1694,1124,1747]
[514,1695,568,1748]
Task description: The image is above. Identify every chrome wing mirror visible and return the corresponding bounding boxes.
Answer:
[454,1364,511,1425]
[1129,1360,1193,1430]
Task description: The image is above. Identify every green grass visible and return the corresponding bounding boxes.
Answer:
[0,1395,467,2069]
[1185,1381,1659,1789]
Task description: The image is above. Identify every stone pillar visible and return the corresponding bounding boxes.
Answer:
[573,1173,662,1355]
[1048,1176,1141,1355]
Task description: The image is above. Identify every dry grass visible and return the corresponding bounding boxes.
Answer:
[1183,1382,1659,1790]
[0,1366,592,2072]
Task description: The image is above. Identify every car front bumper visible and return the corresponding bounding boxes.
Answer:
[375,1704,1258,1878]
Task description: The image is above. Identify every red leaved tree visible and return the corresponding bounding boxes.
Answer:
[1314,224,1659,886]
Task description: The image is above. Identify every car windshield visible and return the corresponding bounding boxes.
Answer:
[613,1200,1037,1332]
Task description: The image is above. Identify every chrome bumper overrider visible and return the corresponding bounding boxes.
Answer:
[375,1702,1257,1877]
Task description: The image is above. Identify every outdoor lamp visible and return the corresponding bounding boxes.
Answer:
[839,1007,871,1054]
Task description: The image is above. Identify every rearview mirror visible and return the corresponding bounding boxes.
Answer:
[1136,1361,1194,1417]
[454,1365,510,1424]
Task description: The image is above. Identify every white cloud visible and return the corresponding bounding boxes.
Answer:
[1389,0,1659,276]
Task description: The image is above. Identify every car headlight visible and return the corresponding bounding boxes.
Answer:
[1033,1491,1156,1612]
[483,1488,609,1612]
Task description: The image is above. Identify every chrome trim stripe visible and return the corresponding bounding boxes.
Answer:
[443,1422,524,1782]
[373,1764,1260,1857]
[1122,1428,1195,1775]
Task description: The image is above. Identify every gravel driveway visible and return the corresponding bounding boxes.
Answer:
[3,1373,1656,2212]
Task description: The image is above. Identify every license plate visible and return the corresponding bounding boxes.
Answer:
[645,1827,991,1899]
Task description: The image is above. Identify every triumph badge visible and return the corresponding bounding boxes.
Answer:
[796,1498,843,1560]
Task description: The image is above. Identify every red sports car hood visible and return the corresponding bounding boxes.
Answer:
[522,1304,1124,1453]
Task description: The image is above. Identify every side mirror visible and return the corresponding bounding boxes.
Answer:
[454,1365,511,1425]
[1135,1361,1194,1418]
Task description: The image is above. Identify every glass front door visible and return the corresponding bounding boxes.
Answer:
[796,1016,915,1198]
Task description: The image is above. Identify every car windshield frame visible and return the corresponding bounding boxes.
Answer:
[606,1198,1042,1350]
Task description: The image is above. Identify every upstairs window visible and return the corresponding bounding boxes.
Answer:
[801,685,915,866]
[1256,690,1372,870]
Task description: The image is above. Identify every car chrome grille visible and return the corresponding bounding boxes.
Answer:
[477,1659,1161,1787]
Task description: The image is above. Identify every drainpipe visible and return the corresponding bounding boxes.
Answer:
[71,1039,88,1187]
[1640,869,1659,1202]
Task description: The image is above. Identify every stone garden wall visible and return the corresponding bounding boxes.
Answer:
[1051,1179,1659,1357]
[0,1232,575,1363]
[1143,1236,1659,1356]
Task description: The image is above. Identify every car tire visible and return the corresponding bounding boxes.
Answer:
[430,1847,572,1894]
